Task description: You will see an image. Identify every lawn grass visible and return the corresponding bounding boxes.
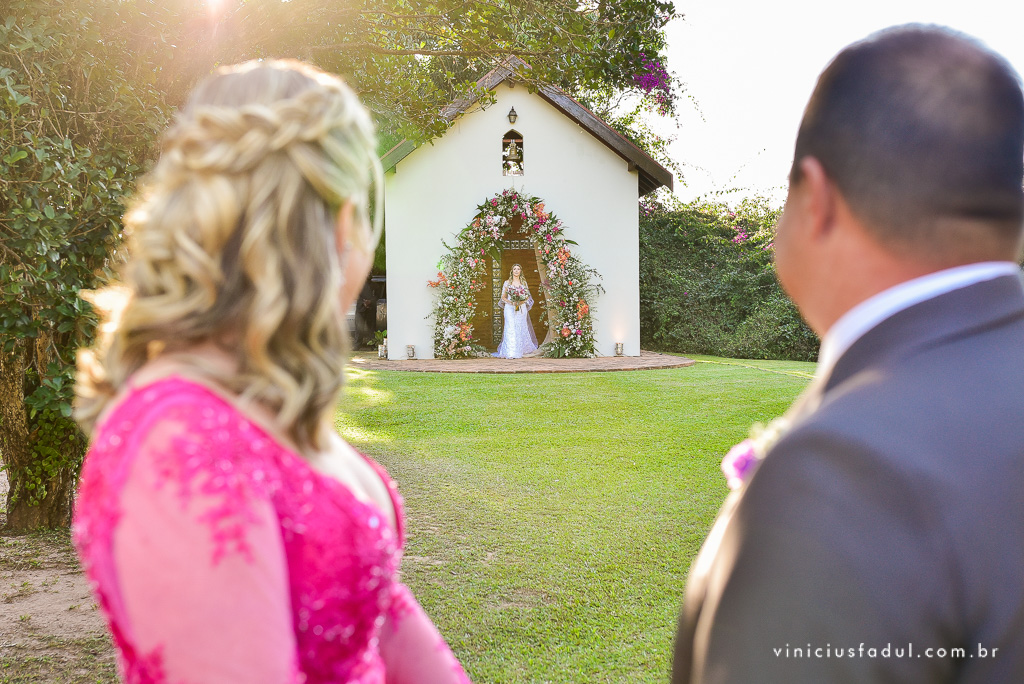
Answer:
[335,356,814,683]
[0,634,116,684]
[0,355,813,683]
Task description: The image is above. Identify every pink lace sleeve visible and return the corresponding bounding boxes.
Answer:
[379,583,472,684]
[112,405,301,683]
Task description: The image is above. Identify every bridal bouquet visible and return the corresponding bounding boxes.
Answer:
[507,285,528,311]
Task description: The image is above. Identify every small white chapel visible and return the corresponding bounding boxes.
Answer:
[382,62,672,359]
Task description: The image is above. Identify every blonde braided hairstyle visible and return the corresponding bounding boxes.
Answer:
[75,59,383,452]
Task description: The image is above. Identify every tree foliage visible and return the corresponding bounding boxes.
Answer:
[201,0,680,141]
[100,0,681,148]
[0,0,169,530]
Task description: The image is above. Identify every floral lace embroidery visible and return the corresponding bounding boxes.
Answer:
[152,413,279,565]
[73,377,421,683]
[126,645,168,684]
[388,583,418,627]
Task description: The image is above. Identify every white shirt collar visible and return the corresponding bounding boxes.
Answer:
[817,261,1021,380]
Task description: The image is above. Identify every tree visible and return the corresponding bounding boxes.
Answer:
[156,0,680,140]
[0,0,678,531]
[0,1,169,530]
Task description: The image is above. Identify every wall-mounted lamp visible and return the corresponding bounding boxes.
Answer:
[507,106,518,124]
[406,344,416,360]
[615,343,624,357]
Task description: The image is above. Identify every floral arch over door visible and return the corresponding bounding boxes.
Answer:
[428,189,602,359]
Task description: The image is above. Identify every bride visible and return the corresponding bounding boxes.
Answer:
[493,263,540,359]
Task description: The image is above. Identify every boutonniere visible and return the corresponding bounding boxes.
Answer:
[721,417,792,490]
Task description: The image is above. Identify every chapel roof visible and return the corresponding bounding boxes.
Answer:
[381,59,674,197]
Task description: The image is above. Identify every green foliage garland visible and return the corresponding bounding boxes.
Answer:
[428,190,602,359]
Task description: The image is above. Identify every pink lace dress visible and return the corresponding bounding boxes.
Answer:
[73,376,471,684]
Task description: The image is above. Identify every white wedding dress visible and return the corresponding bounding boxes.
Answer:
[492,280,539,359]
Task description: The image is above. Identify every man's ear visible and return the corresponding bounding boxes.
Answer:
[797,157,839,242]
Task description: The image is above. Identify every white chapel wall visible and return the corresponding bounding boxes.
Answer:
[384,83,641,359]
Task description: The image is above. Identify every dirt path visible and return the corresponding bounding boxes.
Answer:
[0,470,116,683]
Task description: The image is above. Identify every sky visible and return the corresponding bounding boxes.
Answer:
[657,0,1024,205]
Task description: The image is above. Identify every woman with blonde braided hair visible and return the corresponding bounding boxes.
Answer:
[72,60,471,683]
[492,263,539,358]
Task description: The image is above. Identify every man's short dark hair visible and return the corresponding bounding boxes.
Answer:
[791,25,1024,257]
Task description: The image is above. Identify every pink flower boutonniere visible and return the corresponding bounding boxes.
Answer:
[721,417,792,490]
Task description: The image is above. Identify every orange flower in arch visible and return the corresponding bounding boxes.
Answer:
[576,299,589,320]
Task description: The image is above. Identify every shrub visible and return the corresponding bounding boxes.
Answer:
[639,197,818,361]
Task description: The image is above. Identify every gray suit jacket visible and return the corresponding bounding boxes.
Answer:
[672,274,1024,684]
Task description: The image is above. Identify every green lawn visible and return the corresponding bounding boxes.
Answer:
[335,356,814,683]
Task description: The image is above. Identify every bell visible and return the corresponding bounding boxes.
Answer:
[505,141,522,161]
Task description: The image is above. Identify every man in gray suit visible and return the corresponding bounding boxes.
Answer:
[672,25,1024,683]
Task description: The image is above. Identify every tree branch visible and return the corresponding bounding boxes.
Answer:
[313,44,554,57]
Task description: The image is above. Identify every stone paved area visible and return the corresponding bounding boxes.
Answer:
[348,350,695,374]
